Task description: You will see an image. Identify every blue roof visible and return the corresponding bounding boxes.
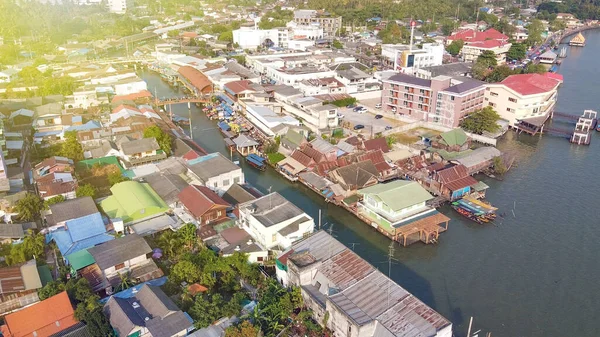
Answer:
[218,121,231,131]
[187,152,220,166]
[217,93,234,105]
[65,120,101,132]
[34,130,62,137]
[247,153,265,162]
[48,212,114,256]
[247,157,265,167]
[99,276,168,304]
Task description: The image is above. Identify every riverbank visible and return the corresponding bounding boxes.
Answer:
[141,28,600,335]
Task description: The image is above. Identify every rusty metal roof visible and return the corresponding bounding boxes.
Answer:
[318,249,374,290]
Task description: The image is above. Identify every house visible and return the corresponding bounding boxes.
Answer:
[307,138,338,162]
[143,172,189,207]
[8,109,34,127]
[104,284,193,337]
[219,227,269,263]
[233,134,259,156]
[432,164,479,200]
[238,192,314,250]
[276,231,453,337]
[0,223,25,244]
[45,196,99,228]
[33,156,74,178]
[36,172,78,200]
[172,138,207,160]
[100,181,169,224]
[328,161,379,192]
[280,129,308,152]
[456,146,502,174]
[431,128,471,152]
[47,209,113,257]
[358,180,446,237]
[117,136,167,167]
[363,137,390,153]
[447,28,511,64]
[178,185,230,225]
[83,139,121,159]
[277,156,307,181]
[221,183,261,206]
[0,69,18,83]
[0,260,43,315]
[186,153,244,195]
[1,291,82,337]
[87,234,164,293]
[485,73,562,131]
[223,80,263,101]
[356,150,397,180]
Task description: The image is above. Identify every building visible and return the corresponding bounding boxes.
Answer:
[414,62,472,80]
[186,153,245,195]
[431,128,471,152]
[104,284,193,337]
[116,136,167,167]
[47,210,113,257]
[36,172,78,200]
[1,291,82,337]
[382,73,486,127]
[0,223,25,244]
[178,185,230,225]
[484,73,562,130]
[219,227,269,263]
[244,105,300,137]
[432,164,479,200]
[0,260,43,315]
[238,192,314,249]
[293,10,342,37]
[33,156,74,178]
[276,231,453,337]
[87,234,163,293]
[331,63,378,94]
[298,77,346,96]
[107,0,131,13]
[46,196,100,228]
[381,43,444,72]
[233,27,280,50]
[283,96,338,132]
[447,28,511,64]
[0,69,18,84]
[100,181,169,223]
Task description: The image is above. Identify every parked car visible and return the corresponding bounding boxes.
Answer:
[375,114,383,119]
[385,126,393,130]
[352,106,362,112]
[347,103,357,109]
[337,113,344,119]
[357,107,368,113]
[375,103,382,109]
[391,107,397,112]
[354,124,365,130]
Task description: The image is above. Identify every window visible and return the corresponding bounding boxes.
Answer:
[506,108,515,113]
[509,97,517,103]
[115,263,125,270]
[490,92,499,97]
[223,179,230,186]
[234,177,240,184]
[257,256,264,262]
[347,322,352,337]
[404,86,409,90]
[419,89,425,94]
[437,93,442,99]
[418,104,423,109]
[272,234,277,242]
[489,102,496,107]
[217,210,223,216]
[450,96,455,101]
[214,182,218,187]
[315,281,322,289]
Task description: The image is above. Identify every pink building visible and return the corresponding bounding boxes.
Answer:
[382,73,486,127]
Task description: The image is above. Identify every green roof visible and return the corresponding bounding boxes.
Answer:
[37,265,53,286]
[440,128,468,147]
[284,130,305,147]
[358,180,433,211]
[77,156,125,173]
[100,181,168,223]
[430,148,473,160]
[65,249,96,271]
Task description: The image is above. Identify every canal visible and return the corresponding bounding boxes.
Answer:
[141,29,600,337]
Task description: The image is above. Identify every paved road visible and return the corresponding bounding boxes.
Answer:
[338,106,392,134]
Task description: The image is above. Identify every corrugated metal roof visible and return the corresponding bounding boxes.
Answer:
[286,231,346,265]
[318,249,374,290]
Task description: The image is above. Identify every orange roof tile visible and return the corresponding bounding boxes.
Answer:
[4,291,78,337]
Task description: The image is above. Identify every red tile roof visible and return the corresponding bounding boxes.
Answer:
[111,90,153,103]
[290,150,314,168]
[224,80,254,95]
[3,291,78,337]
[178,66,213,94]
[501,73,561,96]
[178,185,230,219]
[363,138,390,153]
[301,146,325,162]
[36,173,78,198]
[316,161,339,176]
[436,164,469,184]
[467,39,507,49]
[448,28,508,44]
[444,175,479,191]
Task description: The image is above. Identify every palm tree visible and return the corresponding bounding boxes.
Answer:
[116,272,135,292]
[156,231,181,258]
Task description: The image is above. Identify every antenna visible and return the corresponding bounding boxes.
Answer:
[387,241,395,309]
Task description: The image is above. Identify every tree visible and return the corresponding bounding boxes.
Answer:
[116,272,135,292]
[332,39,343,49]
[143,125,172,155]
[524,62,547,74]
[44,195,65,209]
[494,17,516,36]
[107,171,129,186]
[471,62,490,81]
[441,20,455,36]
[179,223,198,250]
[526,19,544,46]
[493,156,507,174]
[218,30,234,42]
[507,43,527,61]
[460,106,501,134]
[172,260,201,284]
[22,230,45,260]
[485,65,516,83]
[76,183,97,199]
[38,280,66,300]
[225,321,261,337]
[445,40,464,56]
[61,131,83,161]
[549,19,567,32]
[476,50,498,67]
[15,193,44,221]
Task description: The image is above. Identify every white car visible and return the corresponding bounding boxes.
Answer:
[357,107,368,113]
[391,107,397,113]
[337,113,344,119]
[375,103,382,109]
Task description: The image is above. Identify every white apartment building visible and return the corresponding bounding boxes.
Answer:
[281,96,338,132]
[462,41,512,64]
[485,73,562,128]
[107,0,130,14]
[382,43,444,72]
[233,27,280,50]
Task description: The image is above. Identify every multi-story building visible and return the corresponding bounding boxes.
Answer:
[298,77,346,96]
[107,0,131,13]
[382,73,486,127]
[233,27,280,50]
[293,10,342,38]
[484,73,563,130]
[446,28,511,64]
[282,96,339,132]
[381,43,444,72]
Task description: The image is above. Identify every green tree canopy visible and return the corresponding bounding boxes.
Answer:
[44,195,66,209]
[61,131,84,162]
[507,43,527,60]
[485,65,518,83]
[524,62,547,74]
[143,126,172,155]
[526,19,544,46]
[171,260,201,284]
[445,40,464,56]
[224,321,261,337]
[460,106,501,134]
[332,39,343,49]
[76,183,97,199]
[15,193,44,221]
[476,50,498,67]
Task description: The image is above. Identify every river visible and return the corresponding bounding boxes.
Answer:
[140,29,600,337]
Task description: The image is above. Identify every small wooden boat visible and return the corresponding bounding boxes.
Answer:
[246,153,267,171]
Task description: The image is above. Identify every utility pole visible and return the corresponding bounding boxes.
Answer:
[387,241,395,309]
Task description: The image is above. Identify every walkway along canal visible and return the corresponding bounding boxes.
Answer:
[141,29,600,336]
